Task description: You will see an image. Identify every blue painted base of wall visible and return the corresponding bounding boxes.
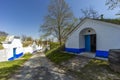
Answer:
[95,50,108,58]
[15,52,23,58]
[8,57,14,61]
[8,52,24,61]
[65,48,85,54]
[65,47,109,58]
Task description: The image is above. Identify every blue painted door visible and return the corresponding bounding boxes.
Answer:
[85,35,91,52]
[13,48,16,58]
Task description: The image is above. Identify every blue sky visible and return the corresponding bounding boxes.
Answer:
[0,0,119,39]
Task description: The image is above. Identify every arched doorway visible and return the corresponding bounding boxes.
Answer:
[80,28,96,52]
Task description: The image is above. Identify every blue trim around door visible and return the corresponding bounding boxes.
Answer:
[85,35,91,52]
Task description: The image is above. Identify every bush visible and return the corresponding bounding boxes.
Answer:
[0,36,6,42]
[49,42,59,49]
[45,46,75,64]
[22,41,33,47]
[0,44,4,50]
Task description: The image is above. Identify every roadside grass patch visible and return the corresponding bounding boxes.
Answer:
[0,53,32,80]
[73,59,120,80]
[45,46,75,64]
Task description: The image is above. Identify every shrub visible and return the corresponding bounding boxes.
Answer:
[49,42,59,49]
[22,41,33,47]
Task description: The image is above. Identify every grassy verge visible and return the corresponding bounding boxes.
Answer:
[73,59,120,80]
[45,46,75,64]
[0,53,32,80]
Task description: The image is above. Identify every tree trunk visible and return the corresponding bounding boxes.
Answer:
[58,25,62,46]
[59,37,62,46]
[58,33,62,46]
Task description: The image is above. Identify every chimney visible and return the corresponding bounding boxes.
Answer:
[100,14,104,20]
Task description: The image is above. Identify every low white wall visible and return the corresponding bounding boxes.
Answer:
[23,46,43,53]
[0,45,43,62]
[23,46,33,53]
[0,50,7,61]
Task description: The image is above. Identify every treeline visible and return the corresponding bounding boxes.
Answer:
[0,31,8,36]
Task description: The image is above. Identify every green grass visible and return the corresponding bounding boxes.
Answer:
[45,46,75,64]
[73,59,120,80]
[0,53,32,80]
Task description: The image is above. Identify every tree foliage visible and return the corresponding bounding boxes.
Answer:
[0,31,8,36]
[40,0,74,45]
[21,35,33,41]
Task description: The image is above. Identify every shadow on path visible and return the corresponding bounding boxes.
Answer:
[9,53,78,80]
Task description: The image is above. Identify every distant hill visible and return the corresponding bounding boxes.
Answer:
[0,31,8,36]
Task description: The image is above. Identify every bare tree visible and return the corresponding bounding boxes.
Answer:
[106,0,120,9]
[21,35,33,42]
[81,7,99,19]
[40,0,74,45]
[21,35,27,41]
[106,0,120,15]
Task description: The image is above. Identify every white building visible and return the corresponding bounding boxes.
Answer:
[65,18,120,58]
[23,41,43,53]
[2,35,23,61]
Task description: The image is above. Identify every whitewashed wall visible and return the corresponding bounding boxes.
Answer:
[0,45,43,62]
[5,48,14,59]
[23,45,43,53]
[0,50,7,61]
[23,46,33,53]
[66,19,120,51]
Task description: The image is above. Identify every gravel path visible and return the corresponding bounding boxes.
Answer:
[9,53,78,80]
